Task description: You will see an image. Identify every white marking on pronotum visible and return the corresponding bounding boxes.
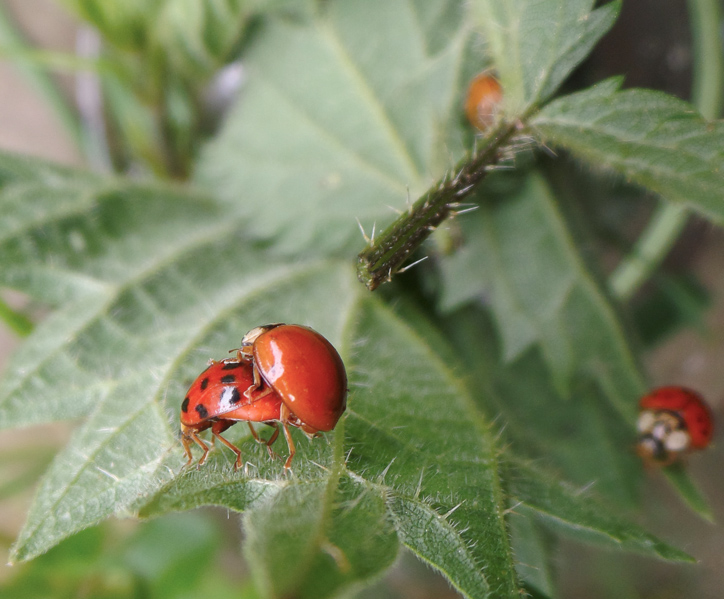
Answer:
[665,430,690,452]
[637,410,656,433]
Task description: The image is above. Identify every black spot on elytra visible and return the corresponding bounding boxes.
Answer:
[200,378,209,390]
[229,387,242,404]
[222,361,243,370]
[221,374,236,384]
[181,397,189,413]
[195,404,209,419]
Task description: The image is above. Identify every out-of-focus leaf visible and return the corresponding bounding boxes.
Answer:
[662,464,714,523]
[532,79,724,224]
[58,0,165,51]
[441,173,644,411]
[196,0,469,254]
[508,514,555,598]
[470,0,620,112]
[244,476,398,599]
[441,305,641,507]
[507,460,695,562]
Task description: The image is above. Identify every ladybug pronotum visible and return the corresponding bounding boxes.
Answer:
[636,386,714,466]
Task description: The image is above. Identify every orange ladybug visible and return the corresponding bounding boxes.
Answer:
[464,71,503,131]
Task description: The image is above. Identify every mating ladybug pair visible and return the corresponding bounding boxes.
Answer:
[180,324,347,471]
[636,386,714,466]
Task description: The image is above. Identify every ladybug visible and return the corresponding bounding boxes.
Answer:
[636,386,714,466]
[464,71,503,131]
[237,323,348,467]
[180,357,281,470]
[181,324,347,470]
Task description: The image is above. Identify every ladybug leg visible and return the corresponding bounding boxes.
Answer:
[214,434,243,470]
[247,421,263,443]
[243,363,265,400]
[265,423,281,460]
[214,434,243,471]
[181,435,195,467]
[211,420,243,470]
[247,422,280,460]
[280,403,296,470]
[281,423,296,470]
[187,430,211,467]
[229,347,253,362]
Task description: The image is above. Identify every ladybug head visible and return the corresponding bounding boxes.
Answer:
[636,409,691,464]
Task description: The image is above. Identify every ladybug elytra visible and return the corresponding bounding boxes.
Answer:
[464,71,503,131]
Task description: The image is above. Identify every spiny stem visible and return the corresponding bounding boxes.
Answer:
[356,121,518,291]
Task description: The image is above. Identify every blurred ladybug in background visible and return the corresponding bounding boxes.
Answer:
[636,386,714,466]
[464,71,503,131]
[180,324,347,471]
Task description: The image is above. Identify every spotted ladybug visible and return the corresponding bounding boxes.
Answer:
[180,357,279,470]
[181,324,347,470]
[636,386,714,466]
[464,71,503,131]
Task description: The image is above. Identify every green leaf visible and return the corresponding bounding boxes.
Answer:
[154,0,252,77]
[441,173,644,410]
[59,0,165,52]
[441,305,642,507]
[244,476,398,599]
[438,175,710,515]
[532,79,724,224]
[196,0,469,254]
[507,460,695,562]
[0,149,524,596]
[508,513,556,598]
[0,295,33,337]
[470,0,619,112]
[344,299,519,598]
[662,464,714,522]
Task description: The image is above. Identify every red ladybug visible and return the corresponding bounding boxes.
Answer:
[636,386,714,466]
[464,71,503,131]
[238,323,347,466]
[181,324,347,470]
[180,358,280,470]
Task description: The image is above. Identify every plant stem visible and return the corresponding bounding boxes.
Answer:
[609,0,723,301]
[0,297,33,337]
[357,121,518,291]
[0,4,84,153]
